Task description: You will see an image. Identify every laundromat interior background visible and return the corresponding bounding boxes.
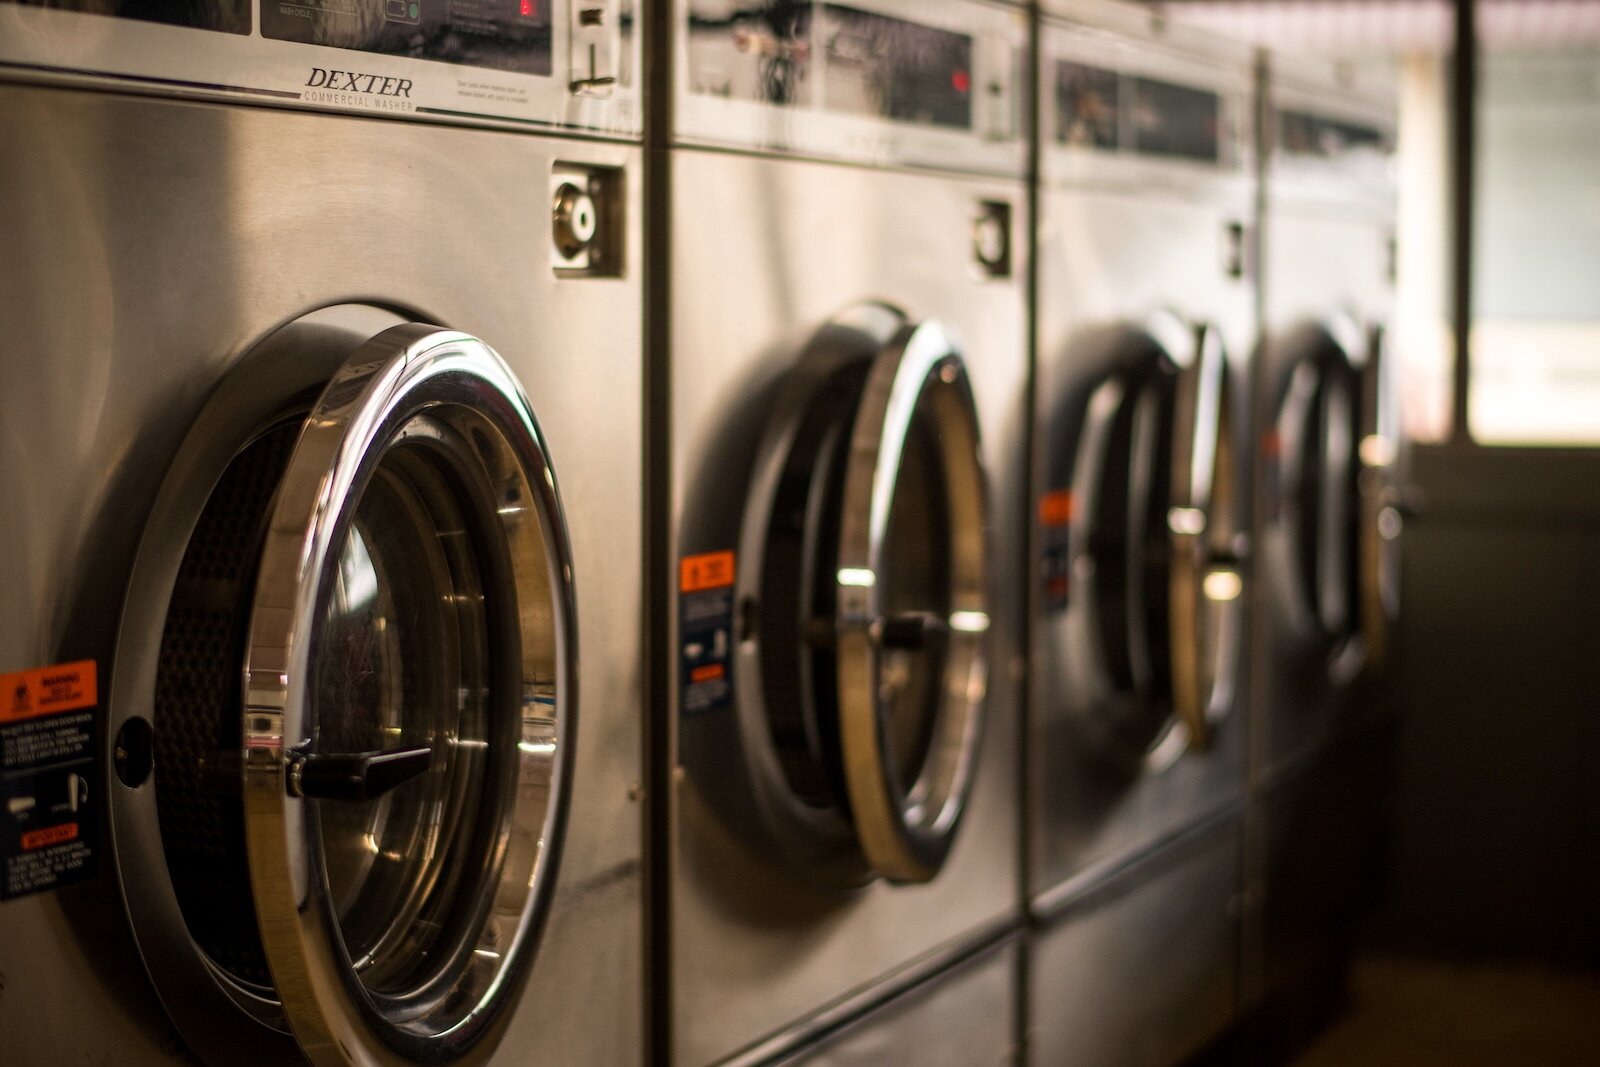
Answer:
[1,0,1598,1064]
[1170,2,1600,1061]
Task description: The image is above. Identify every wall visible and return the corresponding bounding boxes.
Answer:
[1379,444,1600,964]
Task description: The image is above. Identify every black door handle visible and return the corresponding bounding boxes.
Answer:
[286,745,434,801]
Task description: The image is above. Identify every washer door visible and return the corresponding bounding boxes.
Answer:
[831,315,990,884]
[132,320,576,1067]
[741,303,989,886]
[1046,313,1242,764]
[1273,320,1362,653]
[1166,324,1243,750]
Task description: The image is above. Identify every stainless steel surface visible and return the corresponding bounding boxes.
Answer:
[1253,226,1394,779]
[0,83,642,1066]
[774,937,1018,1066]
[1244,50,1400,1015]
[1028,818,1243,1067]
[1031,8,1257,907]
[1027,9,1254,1059]
[668,147,1026,1065]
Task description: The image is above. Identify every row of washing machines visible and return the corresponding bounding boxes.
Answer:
[0,0,1403,1064]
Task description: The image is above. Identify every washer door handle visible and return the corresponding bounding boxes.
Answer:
[285,745,433,801]
[876,611,951,651]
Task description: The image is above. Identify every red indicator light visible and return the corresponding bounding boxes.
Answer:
[951,69,970,94]
[520,0,534,15]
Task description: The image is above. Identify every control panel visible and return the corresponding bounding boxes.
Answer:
[1267,65,1398,204]
[678,0,1027,177]
[1039,14,1253,190]
[0,0,639,135]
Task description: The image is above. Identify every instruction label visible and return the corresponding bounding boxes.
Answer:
[1261,429,1284,521]
[1,660,99,901]
[1039,489,1074,609]
[679,551,735,716]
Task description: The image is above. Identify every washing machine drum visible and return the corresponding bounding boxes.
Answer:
[1041,315,1243,764]
[737,303,989,888]
[113,313,576,1067]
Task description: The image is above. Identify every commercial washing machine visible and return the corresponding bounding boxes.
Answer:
[0,6,645,1065]
[1244,51,1403,1016]
[664,1,1028,1062]
[1027,3,1256,1062]
[1250,55,1402,786]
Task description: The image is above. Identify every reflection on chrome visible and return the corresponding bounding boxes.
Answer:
[522,715,558,738]
[1360,433,1396,468]
[1168,506,1207,536]
[1203,569,1244,603]
[948,610,991,634]
[837,566,877,587]
[335,524,381,609]
[1379,506,1403,540]
[1146,719,1191,773]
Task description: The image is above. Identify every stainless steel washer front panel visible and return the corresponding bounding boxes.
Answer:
[0,84,642,1066]
[1028,818,1243,1067]
[1245,52,1400,1016]
[774,937,1018,1067]
[668,148,1027,1065]
[1254,212,1398,779]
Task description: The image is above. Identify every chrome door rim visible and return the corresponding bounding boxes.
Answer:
[832,317,990,884]
[1357,323,1401,669]
[1054,313,1242,768]
[241,324,576,1066]
[1167,322,1244,750]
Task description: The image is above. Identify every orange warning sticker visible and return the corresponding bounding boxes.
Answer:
[689,664,726,684]
[1039,489,1074,528]
[1,660,97,724]
[680,550,736,594]
[21,823,78,852]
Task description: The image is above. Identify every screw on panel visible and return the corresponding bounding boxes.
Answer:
[1223,221,1246,280]
[972,200,1013,279]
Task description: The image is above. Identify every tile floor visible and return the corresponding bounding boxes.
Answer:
[1294,954,1600,1065]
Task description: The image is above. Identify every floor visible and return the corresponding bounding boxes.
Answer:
[1294,954,1600,1066]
